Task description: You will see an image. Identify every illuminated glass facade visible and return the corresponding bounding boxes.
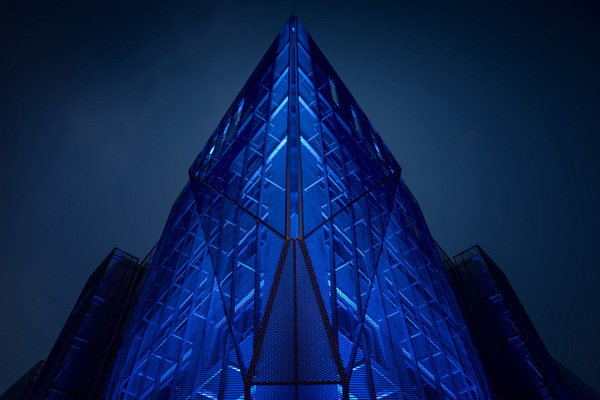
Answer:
[445,246,600,400]
[104,15,494,400]
[30,249,144,400]
[4,14,599,400]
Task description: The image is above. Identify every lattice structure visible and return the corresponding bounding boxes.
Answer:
[105,15,493,399]
[30,249,142,400]
[446,246,600,400]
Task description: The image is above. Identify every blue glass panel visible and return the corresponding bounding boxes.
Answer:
[104,186,227,400]
[297,32,331,234]
[352,196,377,315]
[104,15,499,400]
[252,242,294,383]
[320,118,351,216]
[331,205,361,372]
[304,221,335,328]
[259,40,289,236]
[231,209,258,372]
[360,276,403,400]
[375,247,427,399]
[252,241,341,385]
[297,241,340,383]
[348,345,374,399]
[192,279,230,399]
[256,224,285,329]
[221,328,245,400]
[371,183,492,399]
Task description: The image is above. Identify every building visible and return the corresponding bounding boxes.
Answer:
[28,249,145,400]
[2,15,598,400]
[444,246,600,400]
[102,15,494,400]
[0,361,44,400]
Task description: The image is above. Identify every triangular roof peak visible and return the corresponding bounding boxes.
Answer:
[189,16,399,239]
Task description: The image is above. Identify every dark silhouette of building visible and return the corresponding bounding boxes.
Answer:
[444,246,600,400]
[28,249,144,400]
[0,361,44,400]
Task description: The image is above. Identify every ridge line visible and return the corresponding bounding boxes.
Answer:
[303,171,400,239]
[190,173,286,241]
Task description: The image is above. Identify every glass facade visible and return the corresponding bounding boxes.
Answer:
[3,14,598,400]
[30,249,143,400]
[445,246,600,400]
[104,15,493,400]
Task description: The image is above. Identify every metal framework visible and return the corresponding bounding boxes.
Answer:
[104,15,493,399]
[30,249,142,400]
[445,246,600,400]
[3,14,600,400]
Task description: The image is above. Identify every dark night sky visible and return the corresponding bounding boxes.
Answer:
[1,0,599,393]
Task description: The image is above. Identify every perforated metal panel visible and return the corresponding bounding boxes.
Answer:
[104,15,494,400]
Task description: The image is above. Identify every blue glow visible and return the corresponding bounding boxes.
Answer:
[29,249,141,400]
[445,246,600,400]
[104,15,494,399]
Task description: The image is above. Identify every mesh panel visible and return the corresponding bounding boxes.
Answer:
[297,241,340,382]
[364,276,403,400]
[297,384,343,399]
[105,15,497,400]
[348,346,373,399]
[222,330,245,400]
[251,240,342,385]
[251,384,295,399]
[253,243,294,382]
[304,221,334,330]
[258,226,285,330]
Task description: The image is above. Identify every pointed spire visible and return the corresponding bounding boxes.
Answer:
[188,15,399,240]
[106,16,494,400]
